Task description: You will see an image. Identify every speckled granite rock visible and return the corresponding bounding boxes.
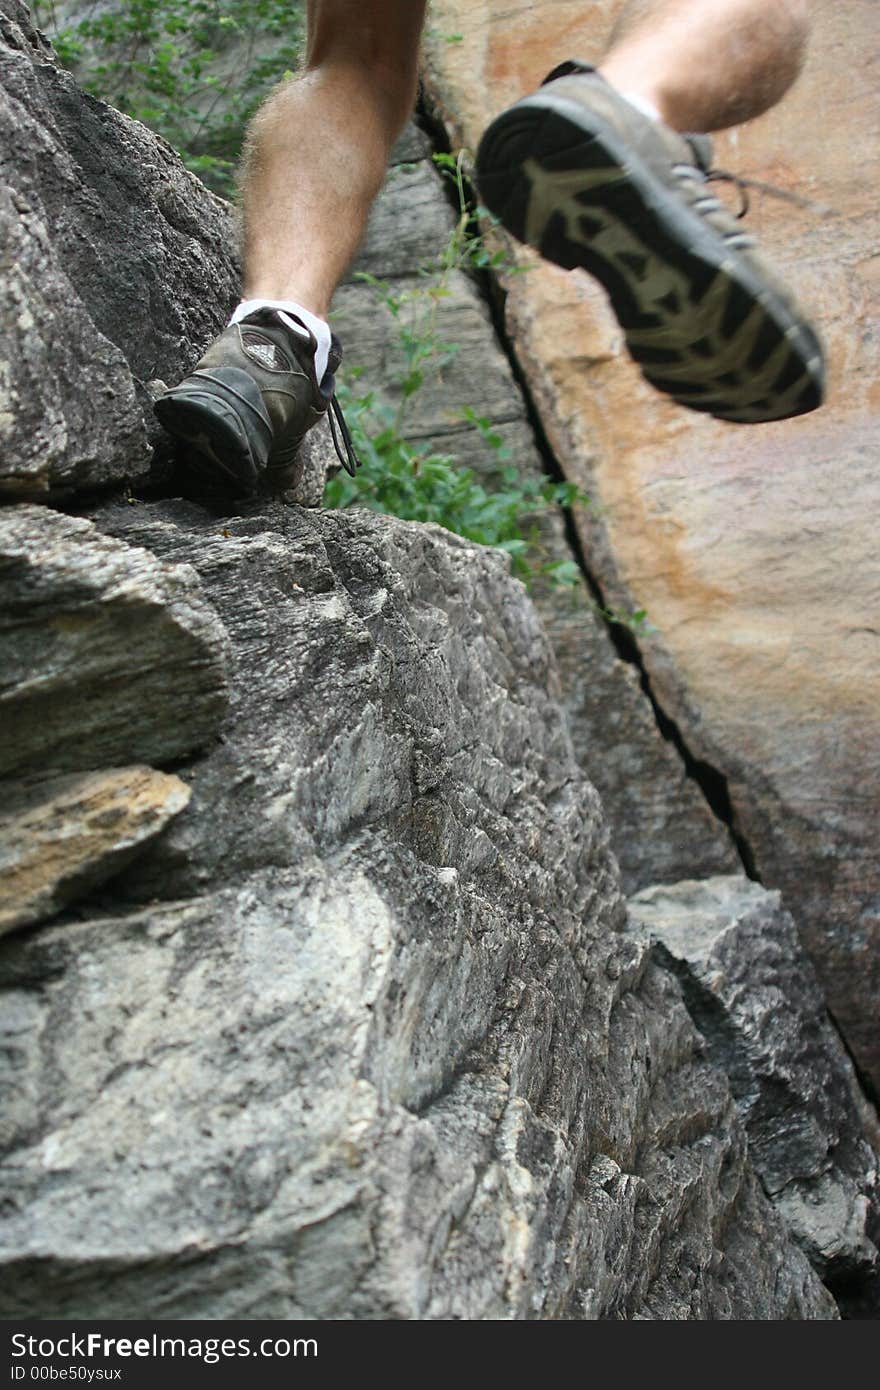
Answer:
[0,499,835,1319]
[0,505,229,777]
[629,876,878,1282]
[0,766,191,935]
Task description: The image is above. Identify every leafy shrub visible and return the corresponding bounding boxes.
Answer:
[326,387,585,586]
[33,0,305,195]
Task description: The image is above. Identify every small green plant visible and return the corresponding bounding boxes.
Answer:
[593,602,651,633]
[326,153,590,587]
[32,0,306,196]
[326,391,586,586]
[431,150,514,276]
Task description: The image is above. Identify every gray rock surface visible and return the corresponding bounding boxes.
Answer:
[629,876,879,1281]
[0,0,362,507]
[0,766,191,934]
[0,0,240,498]
[293,425,342,508]
[0,505,229,776]
[0,498,836,1319]
[354,159,461,283]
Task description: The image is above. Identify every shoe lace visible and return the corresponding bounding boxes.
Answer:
[671,159,756,247]
[674,150,832,249]
[704,167,752,218]
[266,307,363,478]
[327,394,362,478]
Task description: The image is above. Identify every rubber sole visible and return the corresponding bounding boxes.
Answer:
[154,364,290,497]
[476,95,824,423]
[154,393,262,497]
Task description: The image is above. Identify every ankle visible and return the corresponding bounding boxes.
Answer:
[598,61,671,126]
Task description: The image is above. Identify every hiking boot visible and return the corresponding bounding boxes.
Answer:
[475,62,825,423]
[154,308,360,496]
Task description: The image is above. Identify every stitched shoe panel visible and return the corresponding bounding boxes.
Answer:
[476,70,825,424]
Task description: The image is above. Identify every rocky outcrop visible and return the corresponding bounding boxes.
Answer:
[0,499,838,1319]
[0,495,226,940]
[0,0,230,496]
[630,876,878,1282]
[338,123,740,896]
[0,505,229,777]
[0,766,191,935]
[0,0,335,504]
[422,0,880,1091]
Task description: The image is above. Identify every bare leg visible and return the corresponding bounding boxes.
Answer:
[240,0,427,316]
[600,0,810,131]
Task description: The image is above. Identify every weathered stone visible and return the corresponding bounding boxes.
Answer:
[348,158,459,284]
[0,180,150,499]
[335,270,526,441]
[390,122,433,165]
[1,0,432,505]
[0,505,229,777]
[0,5,864,1319]
[423,0,880,1088]
[292,422,341,508]
[629,876,879,1281]
[0,0,384,507]
[0,766,191,935]
[0,498,834,1319]
[0,0,243,498]
[1,0,50,63]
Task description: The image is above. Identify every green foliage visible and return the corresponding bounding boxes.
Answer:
[326,391,586,586]
[593,602,650,634]
[431,149,520,275]
[32,0,305,196]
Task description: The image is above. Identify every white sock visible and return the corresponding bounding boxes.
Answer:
[620,91,662,124]
[229,298,332,383]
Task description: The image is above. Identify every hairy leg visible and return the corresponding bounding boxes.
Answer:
[240,0,427,316]
[600,0,811,131]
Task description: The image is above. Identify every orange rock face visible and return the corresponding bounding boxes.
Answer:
[424,1,880,1087]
